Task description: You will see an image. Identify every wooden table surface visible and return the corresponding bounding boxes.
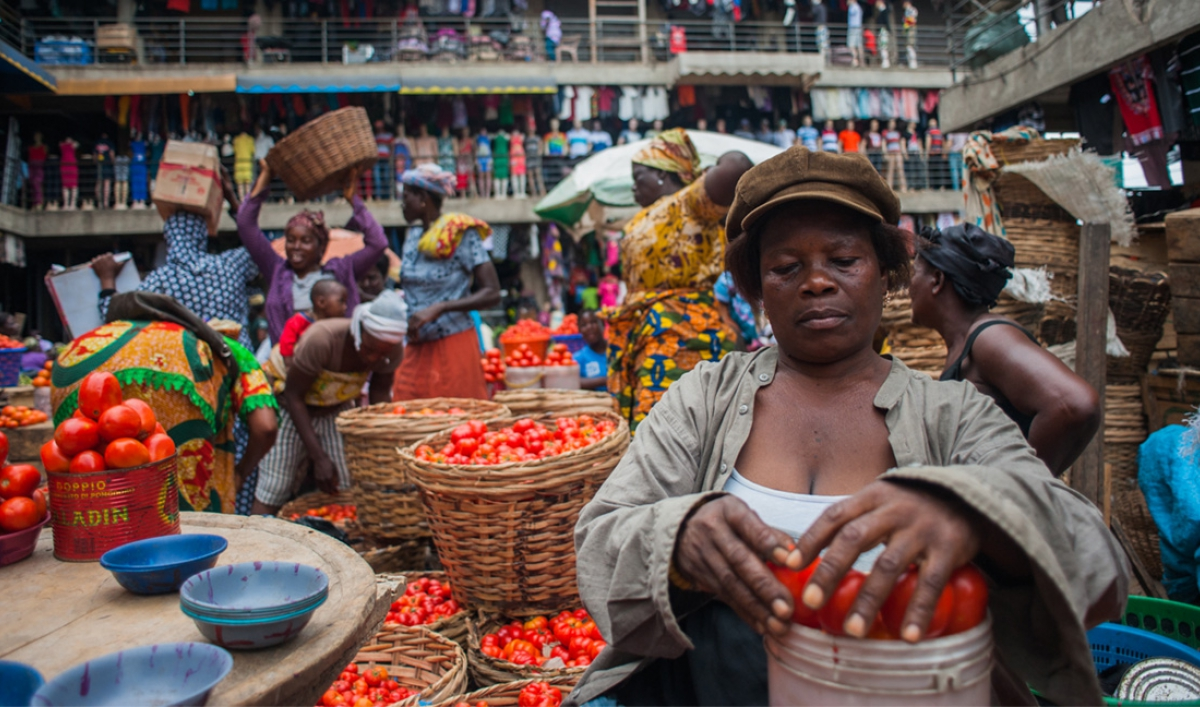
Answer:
[0,512,388,706]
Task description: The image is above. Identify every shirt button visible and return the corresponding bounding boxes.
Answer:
[758,373,770,382]
[720,463,728,472]
[738,404,748,414]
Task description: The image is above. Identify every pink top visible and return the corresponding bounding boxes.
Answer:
[599,277,620,309]
[59,141,77,164]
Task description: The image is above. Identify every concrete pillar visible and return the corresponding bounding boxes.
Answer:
[1034,0,1052,39]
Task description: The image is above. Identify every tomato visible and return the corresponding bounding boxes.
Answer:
[816,569,868,636]
[40,440,71,474]
[769,559,821,627]
[351,698,372,707]
[517,682,563,707]
[0,430,7,467]
[362,666,388,687]
[145,433,177,462]
[31,487,48,518]
[55,417,101,457]
[104,438,150,470]
[321,690,346,706]
[77,372,123,421]
[0,464,41,499]
[880,567,955,639]
[68,450,106,473]
[122,398,158,439]
[98,405,142,443]
[0,496,40,532]
[944,565,989,635]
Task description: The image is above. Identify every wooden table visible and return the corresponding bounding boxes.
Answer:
[0,513,388,705]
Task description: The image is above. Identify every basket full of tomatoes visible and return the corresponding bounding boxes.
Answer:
[335,398,511,544]
[498,320,551,360]
[320,625,466,707]
[0,431,50,567]
[467,609,604,687]
[436,678,576,707]
[383,573,467,646]
[401,412,628,616]
[41,371,180,562]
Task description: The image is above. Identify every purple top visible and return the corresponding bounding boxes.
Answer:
[236,192,387,343]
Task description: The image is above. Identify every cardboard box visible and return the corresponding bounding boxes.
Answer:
[96,23,137,49]
[152,141,223,235]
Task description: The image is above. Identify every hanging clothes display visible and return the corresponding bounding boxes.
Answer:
[596,87,617,117]
[678,85,696,108]
[558,86,574,121]
[574,86,594,122]
[1110,55,1165,146]
[618,87,640,122]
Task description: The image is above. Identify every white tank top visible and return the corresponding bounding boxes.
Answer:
[723,470,883,573]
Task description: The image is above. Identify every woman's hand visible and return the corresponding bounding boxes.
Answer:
[251,159,272,199]
[343,165,363,201]
[673,495,802,639]
[796,481,982,642]
[407,305,443,342]
[219,164,240,213]
[90,253,122,289]
[312,453,340,495]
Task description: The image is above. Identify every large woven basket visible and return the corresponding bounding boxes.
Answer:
[265,107,377,201]
[493,390,616,418]
[337,399,511,543]
[278,490,355,523]
[465,614,588,687]
[384,571,469,648]
[992,137,1079,167]
[1105,384,1161,581]
[277,498,429,573]
[431,677,577,707]
[1109,267,1171,383]
[351,625,467,707]
[402,411,630,616]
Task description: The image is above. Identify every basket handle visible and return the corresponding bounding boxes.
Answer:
[503,371,544,389]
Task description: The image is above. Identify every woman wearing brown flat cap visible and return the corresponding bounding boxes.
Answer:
[570,147,1127,707]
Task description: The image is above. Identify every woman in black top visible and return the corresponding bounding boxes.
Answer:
[909,224,1100,475]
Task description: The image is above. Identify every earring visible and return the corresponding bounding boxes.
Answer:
[657,178,664,185]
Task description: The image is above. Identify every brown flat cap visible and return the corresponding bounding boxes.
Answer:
[726,146,902,240]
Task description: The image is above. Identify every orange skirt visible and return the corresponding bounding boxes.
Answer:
[391,328,488,401]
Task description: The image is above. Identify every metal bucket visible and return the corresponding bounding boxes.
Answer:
[47,454,180,562]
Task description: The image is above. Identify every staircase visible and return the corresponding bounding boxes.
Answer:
[589,0,646,63]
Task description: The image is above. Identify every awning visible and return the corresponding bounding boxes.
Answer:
[54,74,235,95]
[0,41,57,93]
[399,75,556,95]
[236,75,400,93]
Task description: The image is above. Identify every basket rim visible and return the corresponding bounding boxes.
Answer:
[466,614,590,680]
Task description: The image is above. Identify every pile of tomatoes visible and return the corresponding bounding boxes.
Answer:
[390,405,468,416]
[0,405,48,428]
[543,344,576,368]
[30,360,53,388]
[413,416,616,466]
[0,432,48,533]
[289,504,356,524]
[517,682,563,707]
[480,348,506,383]
[505,343,544,369]
[0,335,23,350]
[317,664,413,707]
[480,609,606,669]
[770,560,989,640]
[384,576,462,627]
[41,372,176,474]
[498,319,550,344]
[551,315,579,336]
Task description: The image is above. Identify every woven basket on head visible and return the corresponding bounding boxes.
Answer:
[493,389,617,419]
[383,571,469,648]
[402,411,630,616]
[430,677,577,707]
[466,615,588,687]
[337,399,511,543]
[265,107,377,201]
[991,137,1080,167]
[351,626,467,707]
[1108,268,1171,383]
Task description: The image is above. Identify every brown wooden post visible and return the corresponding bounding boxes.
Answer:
[1072,222,1110,510]
[589,0,599,63]
[637,0,648,63]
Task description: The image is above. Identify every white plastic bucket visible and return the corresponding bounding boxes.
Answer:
[766,616,993,706]
[504,366,544,390]
[542,364,581,390]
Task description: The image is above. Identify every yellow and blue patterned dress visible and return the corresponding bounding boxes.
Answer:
[609,177,737,431]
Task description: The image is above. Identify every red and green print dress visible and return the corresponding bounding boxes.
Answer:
[51,321,277,513]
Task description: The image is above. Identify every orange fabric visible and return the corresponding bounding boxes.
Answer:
[678,85,696,107]
[391,328,487,401]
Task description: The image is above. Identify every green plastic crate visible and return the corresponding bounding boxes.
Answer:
[1104,596,1200,706]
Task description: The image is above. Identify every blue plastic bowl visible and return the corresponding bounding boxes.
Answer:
[0,660,44,707]
[183,599,324,650]
[30,642,232,706]
[179,561,328,615]
[100,535,228,595]
[1089,622,1200,671]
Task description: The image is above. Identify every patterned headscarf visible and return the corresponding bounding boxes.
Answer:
[285,210,330,249]
[401,163,458,198]
[632,128,700,185]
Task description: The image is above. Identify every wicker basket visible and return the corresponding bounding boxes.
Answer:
[493,389,617,418]
[337,399,511,543]
[1109,268,1171,383]
[466,615,588,687]
[430,677,577,707]
[352,626,467,707]
[278,490,356,523]
[991,137,1079,167]
[402,412,630,616]
[1105,384,1161,580]
[265,107,378,201]
[384,571,469,647]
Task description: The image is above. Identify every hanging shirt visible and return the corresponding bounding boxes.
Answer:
[884,129,903,153]
[591,130,614,152]
[233,133,255,164]
[545,131,567,156]
[839,129,861,152]
[567,128,592,158]
[867,131,883,151]
[375,131,394,158]
[796,125,819,151]
[619,129,642,145]
[848,2,862,27]
[574,87,595,122]
[558,87,575,121]
[927,128,944,155]
[820,129,839,152]
[907,132,922,155]
[253,133,274,161]
[1110,56,1165,146]
[903,4,918,29]
[618,87,641,122]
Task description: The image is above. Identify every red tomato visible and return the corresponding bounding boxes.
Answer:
[769,559,821,627]
[880,567,955,639]
[77,372,123,421]
[0,430,7,467]
[321,690,346,707]
[55,417,100,457]
[145,433,177,462]
[31,487,48,518]
[944,565,989,635]
[122,398,158,439]
[98,405,142,443]
[0,464,41,499]
[362,666,388,687]
[816,569,867,636]
[104,438,150,470]
[40,440,71,474]
[517,682,563,707]
[0,496,40,532]
[68,450,106,473]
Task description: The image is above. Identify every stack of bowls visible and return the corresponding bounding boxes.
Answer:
[179,561,328,650]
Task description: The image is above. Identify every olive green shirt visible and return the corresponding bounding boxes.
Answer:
[571,347,1129,706]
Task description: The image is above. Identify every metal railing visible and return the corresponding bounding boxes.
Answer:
[944,0,1094,77]
[17,16,960,67]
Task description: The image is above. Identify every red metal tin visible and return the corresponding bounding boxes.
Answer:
[47,454,180,562]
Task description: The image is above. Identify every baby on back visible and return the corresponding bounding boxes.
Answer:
[278,280,349,358]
